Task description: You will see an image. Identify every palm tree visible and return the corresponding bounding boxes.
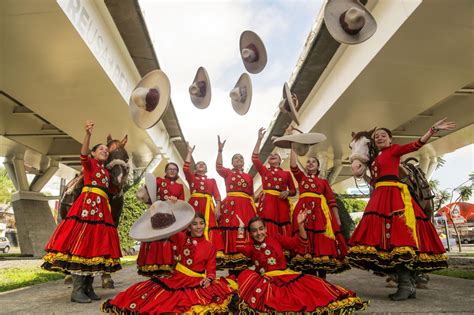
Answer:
[447,184,473,252]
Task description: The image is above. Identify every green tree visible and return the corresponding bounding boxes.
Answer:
[0,168,15,204]
[458,186,472,202]
[117,183,146,252]
[341,198,367,213]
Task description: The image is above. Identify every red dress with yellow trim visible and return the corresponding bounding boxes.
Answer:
[216,163,256,270]
[289,166,349,274]
[42,155,122,275]
[236,234,367,314]
[101,232,236,314]
[183,162,224,252]
[252,153,296,237]
[348,139,448,274]
[136,176,185,276]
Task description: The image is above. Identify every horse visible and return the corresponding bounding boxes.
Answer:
[58,134,129,289]
[348,128,434,216]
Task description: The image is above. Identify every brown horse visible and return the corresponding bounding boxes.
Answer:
[349,129,434,216]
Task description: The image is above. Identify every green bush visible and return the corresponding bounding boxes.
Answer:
[335,195,355,241]
[118,184,146,252]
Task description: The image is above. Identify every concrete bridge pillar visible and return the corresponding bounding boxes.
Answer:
[5,155,59,257]
[317,152,329,179]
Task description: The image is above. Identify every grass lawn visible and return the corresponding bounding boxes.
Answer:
[432,268,474,280]
[0,255,137,293]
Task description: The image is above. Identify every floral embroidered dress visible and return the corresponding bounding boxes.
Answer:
[215,163,256,270]
[289,166,350,274]
[137,176,185,276]
[236,234,368,313]
[184,162,224,252]
[348,139,448,274]
[101,232,236,314]
[42,154,122,275]
[252,153,296,237]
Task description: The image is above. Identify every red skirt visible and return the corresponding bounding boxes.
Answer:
[237,269,368,313]
[188,196,224,251]
[136,240,174,276]
[257,192,292,237]
[42,190,122,275]
[101,270,236,314]
[290,196,350,273]
[348,184,448,274]
[216,195,255,270]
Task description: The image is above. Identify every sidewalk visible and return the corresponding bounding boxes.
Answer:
[0,263,472,314]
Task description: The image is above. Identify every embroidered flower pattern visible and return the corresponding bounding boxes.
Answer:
[91,180,97,186]
[96,197,101,203]
[256,288,262,293]
[130,303,136,309]
[86,199,91,204]
[267,257,276,265]
[183,249,191,256]
[251,297,256,303]
[259,268,265,274]
[96,173,101,178]
[186,259,193,265]
[264,249,271,256]
[99,213,103,218]
[81,210,88,217]
[90,210,96,215]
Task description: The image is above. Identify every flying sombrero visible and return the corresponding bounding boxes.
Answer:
[279,82,300,125]
[240,30,267,74]
[136,173,156,204]
[230,73,253,115]
[273,132,327,156]
[324,0,377,45]
[129,70,171,129]
[130,200,195,242]
[189,67,211,109]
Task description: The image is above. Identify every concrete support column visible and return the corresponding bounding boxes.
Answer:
[11,192,57,257]
[30,160,59,192]
[317,152,329,179]
[426,156,438,180]
[12,156,29,191]
[3,159,19,190]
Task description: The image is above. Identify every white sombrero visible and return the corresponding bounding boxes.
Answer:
[273,132,327,156]
[129,200,195,242]
[129,70,171,129]
[279,82,300,125]
[136,173,157,204]
[189,67,211,109]
[324,0,377,45]
[240,30,268,74]
[230,73,253,115]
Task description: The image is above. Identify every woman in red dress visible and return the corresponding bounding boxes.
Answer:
[42,120,122,303]
[289,145,349,277]
[101,214,236,314]
[215,136,256,272]
[184,142,224,253]
[136,162,185,276]
[235,213,368,314]
[348,118,454,300]
[252,127,296,237]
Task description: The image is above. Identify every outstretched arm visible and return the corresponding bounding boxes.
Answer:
[81,120,94,156]
[216,135,225,167]
[253,127,265,155]
[421,118,456,143]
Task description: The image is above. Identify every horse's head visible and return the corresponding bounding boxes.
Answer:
[349,128,376,178]
[106,134,130,191]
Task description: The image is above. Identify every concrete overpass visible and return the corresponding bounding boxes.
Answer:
[1,0,190,256]
[252,0,474,193]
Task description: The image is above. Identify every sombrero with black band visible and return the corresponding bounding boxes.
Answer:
[279,82,300,125]
[240,30,267,74]
[324,0,377,45]
[189,67,211,109]
[130,200,195,242]
[129,70,171,129]
[230,73,253,115]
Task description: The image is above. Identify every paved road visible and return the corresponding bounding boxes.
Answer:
[0,263,473,314]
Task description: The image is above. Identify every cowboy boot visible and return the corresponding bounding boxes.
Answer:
[71,275,91,303]
[415,272,429,289]
[84,276,101,300]
[389,267,415,301]
[101,273,115,289]
[317,270,327,280]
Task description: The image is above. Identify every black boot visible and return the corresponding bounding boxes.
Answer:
[389,267,416,301]
[317,270,327,280]
[71,275,92,303]
[101,273,115,289]
[84,276,101,300]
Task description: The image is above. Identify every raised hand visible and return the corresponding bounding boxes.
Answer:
[297,209,308,226]
[187,142,195,154]
[85,120,94,135]
[258,127,266,140]
[432,118,456,132]
[236,214,245,229]
[217,135,226,152]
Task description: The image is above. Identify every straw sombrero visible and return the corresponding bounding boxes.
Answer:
[240,30,267,74]
[324,0,377,45]
[189,67,211,109]
[129,200,195,242]
[279,82,300,125]
[230,73,252,115]
[129,70,171,129]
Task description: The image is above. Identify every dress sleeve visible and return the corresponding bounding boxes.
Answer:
[236,238,253,257]
[216,163,230,178]
[80,154,92,171]
[275,234,310,251]
[211,179,221,202]
[323,179,337,208]
[252,153,265,175]
[205,243,217,280]
[286,171,296,196]
[290,166,304,182]
[178,184,185,201]
[391,139,425,157]
[183,162,194,184]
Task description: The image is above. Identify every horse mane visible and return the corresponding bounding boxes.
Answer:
[351,127,376,142]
